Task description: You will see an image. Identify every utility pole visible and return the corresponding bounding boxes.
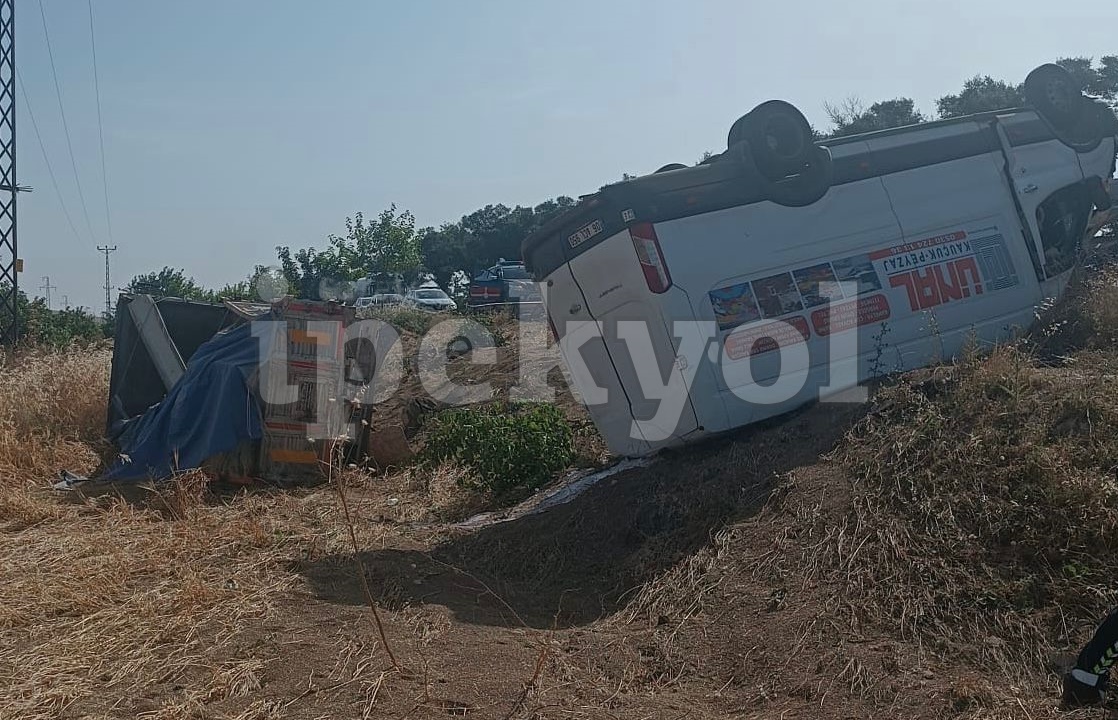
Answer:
[39,275,55,309]
[97,245,116,319]
[0,0,17,343]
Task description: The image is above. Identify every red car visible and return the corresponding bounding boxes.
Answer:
[467,260,542,309]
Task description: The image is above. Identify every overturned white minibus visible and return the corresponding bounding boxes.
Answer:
[523,64,1118,457]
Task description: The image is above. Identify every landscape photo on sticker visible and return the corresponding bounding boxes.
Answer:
[792,262,845,308]
[830,253,883,296]
[709,281,762,331]
[710,254,887,334]
[752,273,804,319]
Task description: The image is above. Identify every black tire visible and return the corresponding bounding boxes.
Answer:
[1088,176,1113,211]
[1065,100,1117,148]
[759,146,834,208]
[446,334,473,359]
[1024,64,1085,131]
[728,100,814,181]
[655,163,688,173]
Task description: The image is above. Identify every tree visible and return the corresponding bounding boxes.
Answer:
[824,97,926,138]
[329,207,420,278]
[937,76,1024,118]
[125,267,216,302]
[419,222,472,288]
[1056,56,1118,106]
[937,57,1118,119]
[0,282,104,346]
[24,300,105,347]
[277,206,421,299]
[417,197,576,288]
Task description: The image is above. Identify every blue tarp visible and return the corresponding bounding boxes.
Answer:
[102,322,263,481]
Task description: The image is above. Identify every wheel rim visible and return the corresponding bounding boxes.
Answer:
[1046,78,1071,114]
[763,115,805,159]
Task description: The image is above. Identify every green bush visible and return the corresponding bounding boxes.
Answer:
[367,307,439,335]
[424,402,573,495]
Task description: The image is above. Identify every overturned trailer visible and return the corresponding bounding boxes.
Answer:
[105,294,395,484]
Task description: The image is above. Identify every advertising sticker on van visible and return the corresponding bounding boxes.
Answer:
[811,294,892,336]
[874,226,1019,312]
[723,317,810,361]
[707,223,1017,361]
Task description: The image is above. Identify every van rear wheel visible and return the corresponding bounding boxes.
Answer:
[1024,63,1084,131]
[1062,100,1118,149]
[728,100,815,181]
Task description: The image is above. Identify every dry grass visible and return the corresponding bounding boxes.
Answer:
[829,269,1118,686]
[0,484,301,719]
[0,347,110,485]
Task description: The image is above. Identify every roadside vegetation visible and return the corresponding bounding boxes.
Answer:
[424,402,573,496]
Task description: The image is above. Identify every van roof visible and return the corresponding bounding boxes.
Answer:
[522,106,1072,279]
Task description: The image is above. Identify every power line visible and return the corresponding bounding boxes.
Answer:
[16,69,83,245]
[86,0,111,244]
[36,0,98,244]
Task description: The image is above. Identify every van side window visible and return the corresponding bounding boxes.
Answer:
[1037,183,1093,277]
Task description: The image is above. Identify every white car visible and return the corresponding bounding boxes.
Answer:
[406,285,456,312]
[354,294,405,310]
[524,64,1118,457]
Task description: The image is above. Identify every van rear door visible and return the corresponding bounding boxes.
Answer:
[543,259,655,456]
[564,225,702,448]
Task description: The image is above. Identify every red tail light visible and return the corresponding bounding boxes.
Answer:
[630,222,672,293]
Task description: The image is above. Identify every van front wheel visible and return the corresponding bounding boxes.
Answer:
[760,146,833,207]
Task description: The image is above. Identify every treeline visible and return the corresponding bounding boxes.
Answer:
[823,56,1116,137]
[128,199,578,303]
[0,284,106,347]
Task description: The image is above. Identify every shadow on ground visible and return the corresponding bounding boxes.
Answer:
[296,402,866,629]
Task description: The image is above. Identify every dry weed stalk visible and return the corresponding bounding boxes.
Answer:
[327,438,403,673]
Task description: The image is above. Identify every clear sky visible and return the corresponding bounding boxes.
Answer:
[14,0,1118,311]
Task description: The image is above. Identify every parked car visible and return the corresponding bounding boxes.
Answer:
[350,273,404,303]
[523,63,1118,457]
[354,293,405,310]
[406,282,456,312]
[467,260,542,309]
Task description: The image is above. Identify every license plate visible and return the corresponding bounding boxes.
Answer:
[568,219,603,248]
